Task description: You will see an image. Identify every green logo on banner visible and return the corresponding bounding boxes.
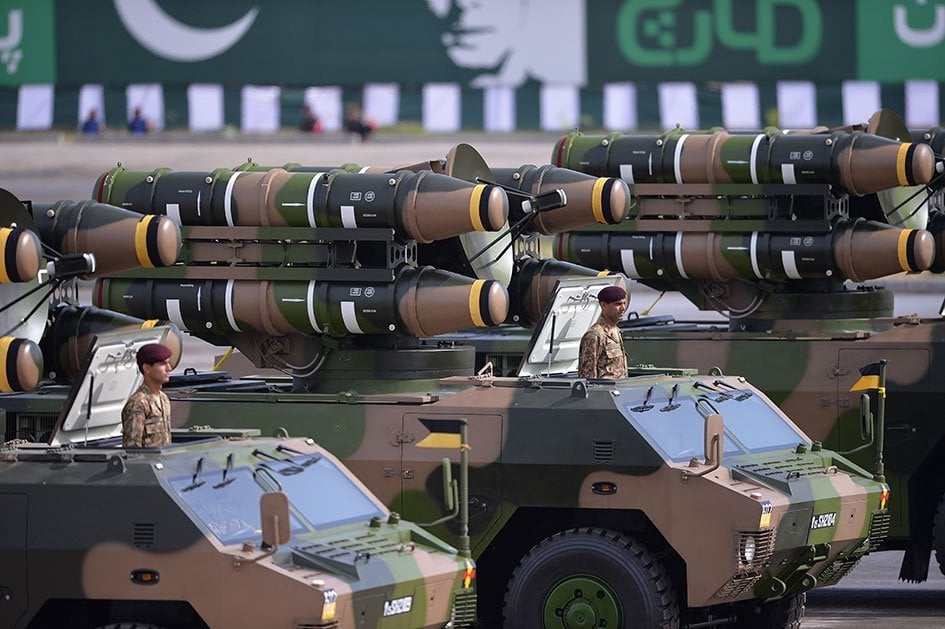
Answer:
[858,0,945,80]
[0,0,55,85]
[616,0,823,67]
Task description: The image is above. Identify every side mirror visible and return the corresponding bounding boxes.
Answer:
[441,458,455,512]
[860,393,873,441]
[260,491,291,550]
[704,413,724,465]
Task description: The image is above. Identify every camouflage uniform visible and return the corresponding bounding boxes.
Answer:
[578,316,628,379]
[121,384,172,447]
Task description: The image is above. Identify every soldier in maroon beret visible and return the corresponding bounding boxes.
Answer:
[578,285,629,379]
[121,343,174,447]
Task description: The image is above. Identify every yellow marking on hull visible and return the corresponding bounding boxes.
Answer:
[417,433,463,449]
[140,319,159,329]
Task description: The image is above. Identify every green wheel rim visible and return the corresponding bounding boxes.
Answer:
[543,575,622,628]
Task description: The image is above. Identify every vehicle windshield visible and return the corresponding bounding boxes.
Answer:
[621,391,809,462]
[168,452,384,546]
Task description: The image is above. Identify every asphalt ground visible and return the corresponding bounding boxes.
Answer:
[3,135,945,626]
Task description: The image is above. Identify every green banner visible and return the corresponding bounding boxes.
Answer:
[857,0,945,80]
[0,0,55,85]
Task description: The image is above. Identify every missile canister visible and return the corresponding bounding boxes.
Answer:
[0,227,42,283]
[557,220,934,283]
[30,201,181,277]
[43,304,183,384]
[509,257,626,326]
[93,166,508,244]
[0,336,43,392]
[554,130,935,196]
[492,165,630,234]
[93,266,509,338]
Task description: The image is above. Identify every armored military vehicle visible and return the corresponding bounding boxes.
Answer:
[0,326,477,629]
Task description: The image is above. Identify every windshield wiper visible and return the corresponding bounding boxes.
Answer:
[631,385,655,412]
[252,449,305,475]
[660,383,681,412]
[713,380,752,401]
[181,457,206,492]
[693,381,732,403]
[213,453,236,489]
[275,444,321,467]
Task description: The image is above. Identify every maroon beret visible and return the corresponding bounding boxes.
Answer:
[597,285,627,303]
[136,343,172,367]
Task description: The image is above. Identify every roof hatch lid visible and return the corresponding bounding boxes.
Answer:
[518,276,625,377]
[49,326,170,447]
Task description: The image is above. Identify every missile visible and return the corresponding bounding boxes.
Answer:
[93,266,509,339]
[0,226,42,283]
[30,200,181,277]
[492,165,630,234]
[553,130,936,196]
[93,165,508,244]
[556,220,934,283]
[43,304,184,384]
[509,257,626,327]
[0,336,43,392]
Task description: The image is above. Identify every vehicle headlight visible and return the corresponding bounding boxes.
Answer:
[740,535,756,565]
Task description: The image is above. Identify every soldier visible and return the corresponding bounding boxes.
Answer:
[121,343,173,447]
[578,285,629,379]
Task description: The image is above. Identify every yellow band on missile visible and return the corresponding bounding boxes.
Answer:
[0,336,13,393]
[897,229,911,271]
[468,279,486,327]
[0,228,11,283]
[469,185,486,232]
[896,143,910,187]
[140,319,159,329]
[592,178,607,224]
[134,215,156,268]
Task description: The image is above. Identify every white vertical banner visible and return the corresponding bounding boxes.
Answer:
[905,80,939,128]
[363,83,399,127]
[540,84,580,131]
[721,83,761,130]
[422,83,461,132]
[126,83,164,131]
[658,82,698,130]
[79,84,105,127]
[603,83,637,131]
[842,81,880,126]
[16,84,53,130]
[187,84,224,132]
[484,86,515,132]
[305,86,343,132]
[241,85,281,133]
[777,81,817,129]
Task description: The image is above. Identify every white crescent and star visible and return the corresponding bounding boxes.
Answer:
[114,0,259,62]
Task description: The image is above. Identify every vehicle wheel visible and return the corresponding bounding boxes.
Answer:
[503,527,679,628]
[934,492,945,577]
[733,593,805,629]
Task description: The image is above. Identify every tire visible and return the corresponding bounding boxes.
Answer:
[733,593,805,629]
[503,527,679,628]
[934,492,945,577]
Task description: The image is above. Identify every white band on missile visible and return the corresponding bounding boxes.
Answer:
[165,203,181,225]
[620,249,640,278]
[306,172,324,228]
[619,163,634,184]
[224,172,243,227]
[341,205,357,228]
[306,280,322,333]
[750,232,763,279]
[673,134,689,184]
[674,233,689,278]
[196,189,202,217]
[166,298,188,331]
[341,301,364,333]
[781,163,797,184]
[782,250,802,279]
[359,166,371,173]
[749,134,764,184]
[225,279,241,332]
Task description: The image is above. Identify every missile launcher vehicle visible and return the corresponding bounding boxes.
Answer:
[10,135,892,627]
[0,326,477,629]
[450,112,945,585]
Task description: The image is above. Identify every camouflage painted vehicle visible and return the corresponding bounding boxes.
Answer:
[0,327,477,629]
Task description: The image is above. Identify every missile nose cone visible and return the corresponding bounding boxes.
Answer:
[150,215,182,267]
[603,177,631,225]
[0,227,42,283]
[908,229,935,271]
[478,279,510,327]
[0,336,43,392]
[481,184,509,232]
[908,143,936,186]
